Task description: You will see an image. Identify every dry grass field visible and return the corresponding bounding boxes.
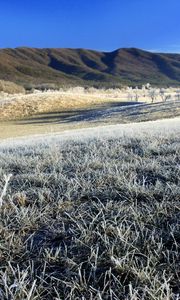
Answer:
[0,86,179,121]
[0,89,124,139]
[0,85,179,299]
[0,87,180,139]
[0,118,179,299]
[0,89,126,121]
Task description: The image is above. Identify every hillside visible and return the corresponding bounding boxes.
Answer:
[0,47,180,87]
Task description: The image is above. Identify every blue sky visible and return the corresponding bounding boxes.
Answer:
[0,0,180,52]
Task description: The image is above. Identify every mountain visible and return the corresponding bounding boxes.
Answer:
[0,47,180,88]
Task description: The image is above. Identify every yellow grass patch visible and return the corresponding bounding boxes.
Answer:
[0,91,126,121]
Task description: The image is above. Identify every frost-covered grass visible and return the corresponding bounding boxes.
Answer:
[0,89,127,121]
[0,86,179,121]
[1,100,180,140]
[0,119,179,299]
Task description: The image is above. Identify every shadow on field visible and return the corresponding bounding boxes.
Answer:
[17,100,180,125]
[16,101,143,125]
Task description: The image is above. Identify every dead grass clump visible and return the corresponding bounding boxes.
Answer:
[0,80,25,94]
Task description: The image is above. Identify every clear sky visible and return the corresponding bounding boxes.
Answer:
[0,0,180,52]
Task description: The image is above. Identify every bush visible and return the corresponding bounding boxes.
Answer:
[0,80,25,94]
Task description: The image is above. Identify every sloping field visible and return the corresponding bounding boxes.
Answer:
[0,90,126,121]
[0,118,179,299]
[0,87,180,139]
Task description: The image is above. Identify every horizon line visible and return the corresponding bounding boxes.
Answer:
[0,46,180,54]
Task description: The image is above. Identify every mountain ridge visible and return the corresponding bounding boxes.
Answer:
[0,47,180,87]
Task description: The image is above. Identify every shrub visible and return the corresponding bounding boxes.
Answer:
[0,80,25,94]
